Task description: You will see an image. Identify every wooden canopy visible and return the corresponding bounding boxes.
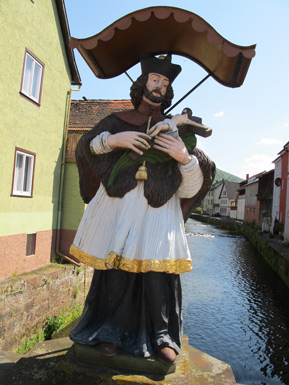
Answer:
[70,6,256,87]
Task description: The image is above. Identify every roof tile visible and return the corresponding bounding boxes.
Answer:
[68,99,133,130]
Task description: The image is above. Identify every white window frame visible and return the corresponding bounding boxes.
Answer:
[20,49,44,105]
[12,148,36,197]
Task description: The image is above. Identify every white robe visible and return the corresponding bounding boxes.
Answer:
[70,154,203,274]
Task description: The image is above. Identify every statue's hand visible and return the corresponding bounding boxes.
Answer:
[153,134,192,165]
[107,131,151,155]
[148,119,178,138]
[148,121,170,137]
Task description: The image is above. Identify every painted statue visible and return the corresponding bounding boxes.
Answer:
[69,54,215,365]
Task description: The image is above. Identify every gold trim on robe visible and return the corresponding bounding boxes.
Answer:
[70,244,192,274]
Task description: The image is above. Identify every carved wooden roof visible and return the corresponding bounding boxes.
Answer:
[70,6,256,87]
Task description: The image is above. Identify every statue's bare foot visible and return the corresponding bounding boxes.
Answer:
[100,342,118,357]
[156,346,176,364]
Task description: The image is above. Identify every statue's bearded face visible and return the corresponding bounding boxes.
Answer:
[143,73,170,104]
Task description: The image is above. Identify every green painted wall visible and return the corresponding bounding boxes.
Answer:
[0,0,73,236]
[62,163,85,230]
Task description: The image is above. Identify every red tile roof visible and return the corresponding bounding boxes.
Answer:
[68,99,133,131]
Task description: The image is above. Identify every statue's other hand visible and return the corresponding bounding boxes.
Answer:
[107,131,151,155]
[148,121,170,137]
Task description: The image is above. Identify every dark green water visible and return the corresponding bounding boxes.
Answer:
[183,219,289,385]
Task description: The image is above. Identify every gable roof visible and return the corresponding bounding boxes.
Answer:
[55,0,81,85]
[219,180,239,199]
[68,99,133,130]
[239,171,267,187]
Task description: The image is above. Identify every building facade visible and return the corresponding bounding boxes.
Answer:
[219,181,239,217]
[271,142,289,240]
[0,0,80,280]
[212,181,223,215]
[202,187,214,215]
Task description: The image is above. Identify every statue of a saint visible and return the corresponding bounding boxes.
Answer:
[69,54,215,365]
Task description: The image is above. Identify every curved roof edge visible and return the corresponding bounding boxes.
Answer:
[70,6,256,88]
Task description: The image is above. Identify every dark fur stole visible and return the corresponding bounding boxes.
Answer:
[75,112,215,218]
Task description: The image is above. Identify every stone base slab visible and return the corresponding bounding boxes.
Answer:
[52,336,238,385]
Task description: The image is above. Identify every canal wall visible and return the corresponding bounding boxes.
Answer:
[190,214,289,289]
[0,263,93,352]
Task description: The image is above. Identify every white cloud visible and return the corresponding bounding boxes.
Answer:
[214,111,224,118]
[239,154,274,177]
[257,138,282,146]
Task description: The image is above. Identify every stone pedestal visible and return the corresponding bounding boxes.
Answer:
[52,336,239,384]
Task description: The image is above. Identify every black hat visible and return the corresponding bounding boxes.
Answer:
[140,54,181,84]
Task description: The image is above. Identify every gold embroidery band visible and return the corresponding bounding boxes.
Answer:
[69,244,192,274]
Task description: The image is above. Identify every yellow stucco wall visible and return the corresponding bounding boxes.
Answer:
[62,163,85,230]
[0,0,73,236]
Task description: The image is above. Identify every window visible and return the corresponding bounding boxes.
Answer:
[20,49,44,104]
[12,148,36,197]
[26,233,36,255]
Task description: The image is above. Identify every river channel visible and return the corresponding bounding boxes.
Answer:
[183,219,289,385]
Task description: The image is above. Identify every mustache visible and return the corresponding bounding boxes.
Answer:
[152,89,161,95]
[143,87,165,103]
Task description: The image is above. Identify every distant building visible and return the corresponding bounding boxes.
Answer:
[202,187,214,215]
[219,180,239,217]
[271,141,289,240]
[242,172,268,225]
[212,181,223,215]
[236,189,245,221]
[257,170,274,232]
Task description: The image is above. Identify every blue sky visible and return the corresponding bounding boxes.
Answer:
[65,1,289,179]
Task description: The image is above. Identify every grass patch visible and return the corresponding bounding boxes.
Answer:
[16,304,83,354]
[16,330,45,354]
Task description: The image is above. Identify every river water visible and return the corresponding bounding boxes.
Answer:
[183,219,289,385]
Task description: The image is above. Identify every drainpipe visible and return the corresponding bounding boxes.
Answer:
[55,86,81,266]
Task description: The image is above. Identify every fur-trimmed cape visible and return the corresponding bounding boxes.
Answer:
[75,106,215,221]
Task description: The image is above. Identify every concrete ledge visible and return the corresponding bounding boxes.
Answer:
[188,345,237,384]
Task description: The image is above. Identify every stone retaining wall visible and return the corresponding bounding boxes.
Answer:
[0,263,93,352]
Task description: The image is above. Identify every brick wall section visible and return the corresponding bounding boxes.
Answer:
[0,230,56,280]
[0,263,93,352]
